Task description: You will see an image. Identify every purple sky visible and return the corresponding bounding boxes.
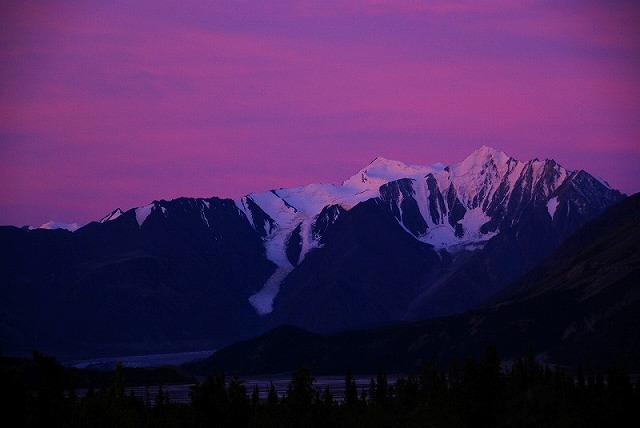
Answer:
[1,1,639,227]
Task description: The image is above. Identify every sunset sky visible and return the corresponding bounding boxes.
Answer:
[1,1,639,227]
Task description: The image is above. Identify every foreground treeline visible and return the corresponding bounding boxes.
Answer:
[1,348,638,427]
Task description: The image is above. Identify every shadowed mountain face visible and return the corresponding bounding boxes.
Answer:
[186,193,640,376]
[475,191,640,369]
[0,198,275,358]
[0,148,625,359]
[268,199,444,333]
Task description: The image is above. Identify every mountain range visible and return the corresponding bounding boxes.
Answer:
[0,146,626,360]
[191,191,639,375]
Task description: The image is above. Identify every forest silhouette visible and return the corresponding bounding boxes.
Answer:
[1,346,637,427]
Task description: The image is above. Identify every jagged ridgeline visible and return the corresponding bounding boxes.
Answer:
[0,146,624,358]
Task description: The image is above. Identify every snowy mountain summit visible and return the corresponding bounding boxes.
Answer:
[225,146,620,315]
[237,145,613,262]
[3,146,625,355]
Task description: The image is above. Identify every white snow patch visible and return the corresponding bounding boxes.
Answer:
[424,225,458,249]
[458,207,494,238]
[297,220,322,264]
[135,204,154,227]
[416,206,497,251]
[234,198,255,227]
[100,208,123,223]
[547,197,560,219]
[247,191,297,228]
[37,221,83,232]
[248,267,293,315]
[200,205,210,228]
[264,233,293,268]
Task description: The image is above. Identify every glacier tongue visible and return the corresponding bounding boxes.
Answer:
[248,267,293,315]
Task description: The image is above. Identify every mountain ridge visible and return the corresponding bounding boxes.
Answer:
[0,147,625,359]
[34,146,624,319]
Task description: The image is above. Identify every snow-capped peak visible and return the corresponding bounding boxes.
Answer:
[240,145,579,264]
[100,208,124,223]
[135,202,167,227]
[35,221,83,232]
[342,156,442,190]
[455,145,513,177]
